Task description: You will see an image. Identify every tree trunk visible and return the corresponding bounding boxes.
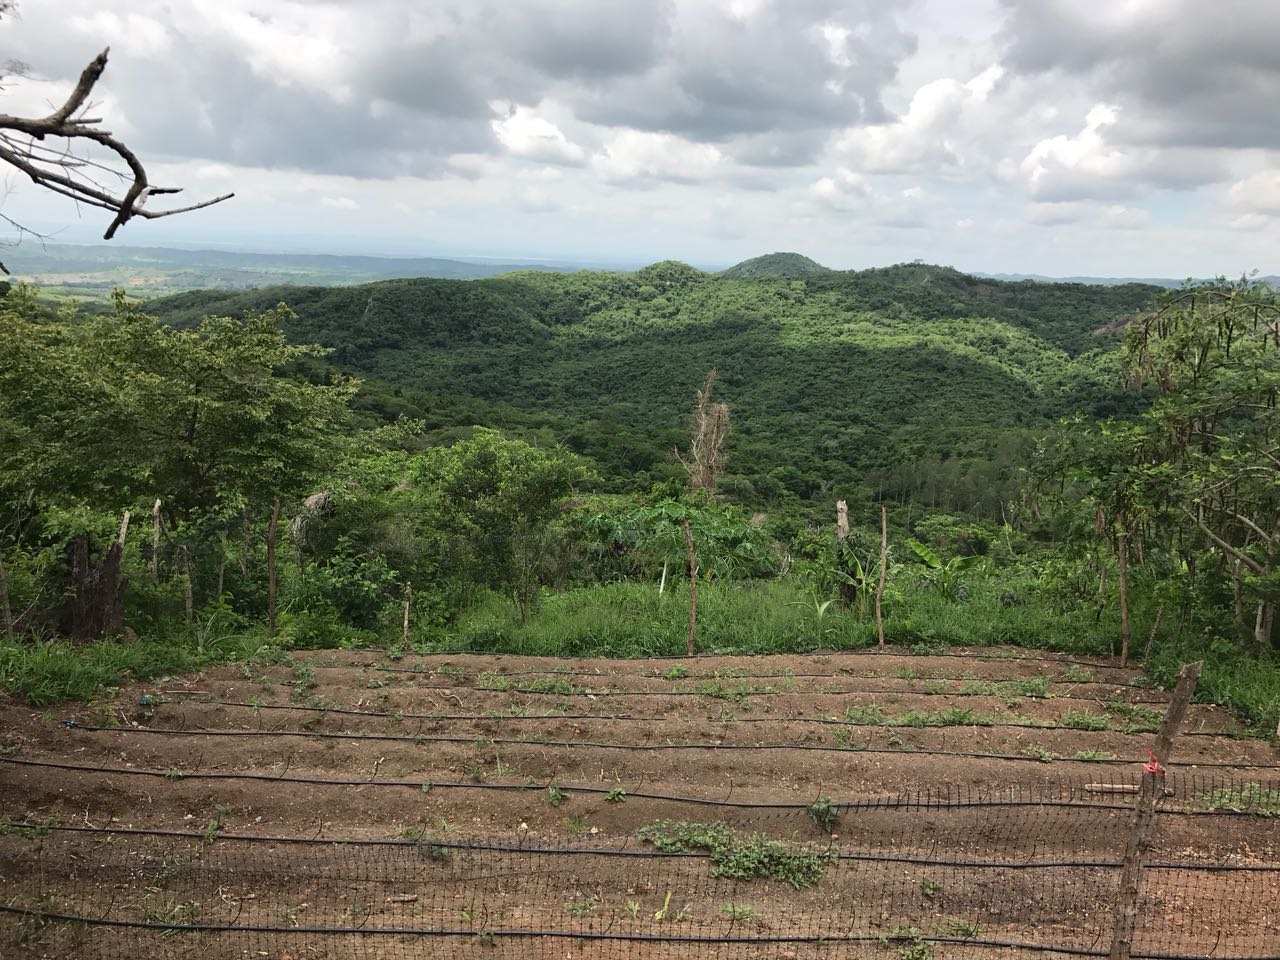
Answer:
[239,507,250,577]
[180,545,194,623]
[1117,531,1131,667]
[1143,602,1164,662]
[836,499,849,541]
[875,505,888,647]
[215,539,226,601]
[681,516,697,657]
[267,496,281,639]
[1254,597,1274,651]
[69,533,125,643]
[1232,559,1244,627]
[0,554,12,638]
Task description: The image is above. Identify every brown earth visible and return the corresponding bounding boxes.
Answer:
[1,647,1277,960]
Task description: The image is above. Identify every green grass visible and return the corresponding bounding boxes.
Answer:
[1148,640,1280,737]
[426,576,1126,660]
[0,631,286,706]
[1195,783,1280,816]
[637,820,833,889]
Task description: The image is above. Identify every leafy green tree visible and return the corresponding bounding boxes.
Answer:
[410,429,589,621]
[1123,278,1280,650]
[0,289,356,636]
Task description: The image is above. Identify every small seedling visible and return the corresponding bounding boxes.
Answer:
[565,897,596,918]
[920,878,942,898]
[623,900,640,919]
[1021,743,1059,763]
[547,785,568,808]
[604,787,627,803]
[1074,750,1114,761]
[721,904,759,921]
[1061,665,1093,683]
[1061,709,1110,731]
[565,816,588,836]
[941,918,980,938]
[807,796,839,833]
[664,665,690,680]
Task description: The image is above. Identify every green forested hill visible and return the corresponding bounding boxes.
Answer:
[145,262,1162,517]
[720,252,832,279]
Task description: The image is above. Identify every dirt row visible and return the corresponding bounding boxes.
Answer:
[1,647,1277,959]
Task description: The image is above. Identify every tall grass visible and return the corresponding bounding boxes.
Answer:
[0,630,283,706]
[430,576,1124,659]
[1148,639,1280,737]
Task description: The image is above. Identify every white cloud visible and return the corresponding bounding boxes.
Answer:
[491,104,585,165]
[592,130,724,184]
[1227,170,1280,218]
[833,64,1004,177]
[320,196,359,211]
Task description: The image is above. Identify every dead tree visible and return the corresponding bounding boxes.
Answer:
[68,510,130,642]
[680,370,730,495]
[0,48,233,270]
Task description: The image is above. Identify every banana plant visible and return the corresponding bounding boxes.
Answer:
[905,538,981,602]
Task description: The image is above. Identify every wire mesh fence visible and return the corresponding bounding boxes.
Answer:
[2,769,1277,959]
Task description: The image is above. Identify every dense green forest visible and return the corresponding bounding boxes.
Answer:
[146,260,1159,518]
[0,260,1276,738]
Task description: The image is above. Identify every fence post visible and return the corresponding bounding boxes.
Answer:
[1108,660,1202,960]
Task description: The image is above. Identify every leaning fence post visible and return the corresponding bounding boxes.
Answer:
[1107,660,1202,960]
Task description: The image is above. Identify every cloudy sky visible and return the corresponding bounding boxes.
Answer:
[2,0,1278,275]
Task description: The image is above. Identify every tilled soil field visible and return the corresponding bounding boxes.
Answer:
[1,646,1277,959]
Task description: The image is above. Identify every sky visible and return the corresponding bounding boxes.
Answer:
[1,0,1278,276]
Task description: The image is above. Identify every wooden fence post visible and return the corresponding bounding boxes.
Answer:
[1108,660,1202,960]
[266,496,281,640]
[836,500,849,542]
[402,582,412,646]
[682,516,697,657]
[151,499,162,579]
[875,505,888,647]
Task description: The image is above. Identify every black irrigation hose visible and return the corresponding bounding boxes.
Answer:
[17,822,1280,873]
[361,662,1139,684]
[149,698,1278,769]
[366,647,1138,671]
[0,905,1270,960]
[0,755,1138,813]
[3,756,1271,817]
[57,721,1277,770]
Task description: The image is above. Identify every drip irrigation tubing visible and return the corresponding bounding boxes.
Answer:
[145,698,1276,768]
[0,755,1140,812]
[367,647,1138,671]
[57,720,1272,763]
[3,756,1271,817]
[0,905,1270,960]
[359,662,1141,684]
[14,822,1279,873]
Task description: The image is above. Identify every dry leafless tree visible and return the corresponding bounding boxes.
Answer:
[0,39,234,272]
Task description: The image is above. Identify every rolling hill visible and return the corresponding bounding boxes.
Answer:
[145,261,1163,516]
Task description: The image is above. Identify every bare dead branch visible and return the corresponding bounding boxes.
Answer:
[0,47,233,240]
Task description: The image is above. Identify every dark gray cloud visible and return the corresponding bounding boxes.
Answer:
[571,0,913,152]
[1001,0,1280,150]
[0,0,915,179]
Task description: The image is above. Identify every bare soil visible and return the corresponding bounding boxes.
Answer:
[1,646,1277,959]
